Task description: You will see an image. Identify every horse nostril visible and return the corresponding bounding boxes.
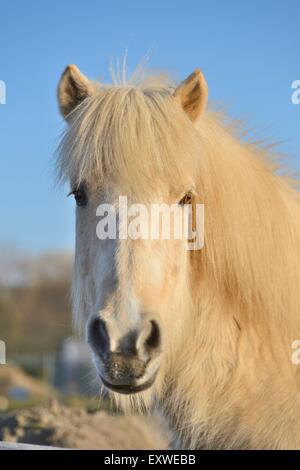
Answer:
[145,320,161,351]
[88,317,110,359]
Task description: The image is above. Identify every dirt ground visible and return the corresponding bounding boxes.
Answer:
[0,364,169,449]
[0,401,169,449]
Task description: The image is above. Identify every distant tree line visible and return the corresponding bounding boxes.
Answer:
[0,248,73,354]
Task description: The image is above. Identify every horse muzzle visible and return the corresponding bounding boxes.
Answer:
[87,317,162,394]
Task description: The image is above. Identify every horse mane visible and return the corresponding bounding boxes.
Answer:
[196,113,300,335]
[57,69,300,340]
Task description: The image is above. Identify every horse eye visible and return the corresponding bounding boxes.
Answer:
[70,183,88,207]
[179,191,193,206]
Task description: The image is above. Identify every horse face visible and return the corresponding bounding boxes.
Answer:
[57,64,208,395]
[73,184,190,394]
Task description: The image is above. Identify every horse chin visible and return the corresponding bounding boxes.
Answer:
[100,374,157,395]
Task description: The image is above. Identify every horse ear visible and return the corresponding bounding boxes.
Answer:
[57,64,95,119]
[174,69,208,122]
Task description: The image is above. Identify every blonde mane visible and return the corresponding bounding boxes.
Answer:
[58,72,300,329]
[57,70,300,449]
[57,75,199,196]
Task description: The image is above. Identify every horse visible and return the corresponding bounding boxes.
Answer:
[56,63,300,449]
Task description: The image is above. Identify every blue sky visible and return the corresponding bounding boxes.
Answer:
[0,0,299,252]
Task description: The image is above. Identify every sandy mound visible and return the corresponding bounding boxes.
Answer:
[0,401,169,449]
